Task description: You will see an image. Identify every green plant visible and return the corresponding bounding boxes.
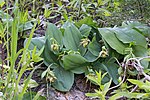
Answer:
[26,19,149,92]
[33,0,120,26]
[109,58,150,100]
[0,0,46,99]
[86,55,150,99]
[86,71,112,100]
[25,20,109,92]
[0,0,148,99]
[86,21,150,99]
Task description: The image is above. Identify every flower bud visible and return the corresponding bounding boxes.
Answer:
[80,38,90,48]
[99,46,108,58]
[99,51,108,58]
[51,44,59,51]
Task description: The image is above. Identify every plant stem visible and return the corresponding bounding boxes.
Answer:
[0,38,4,79]
[6,0,9,68]
[130,85,138,93]
[1,42,4,79]
[78,0,82,18]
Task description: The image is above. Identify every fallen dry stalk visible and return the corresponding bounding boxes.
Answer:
[108,56,150,93]
[126,57,150,81]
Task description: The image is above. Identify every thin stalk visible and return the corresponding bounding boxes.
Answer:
[5,14,19,99]
[33,0,35,13]
[4,0,10,97]
[18,67,37,99]
[1,41,4,79]
[16,23,36,99]
[52,0,54,8]
[5,0,19,98]
[0,37,4,79]
[47,82,49,99]
[6,0,9,69]
[78,0,82,18]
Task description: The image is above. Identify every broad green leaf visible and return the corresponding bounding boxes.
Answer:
[88,36,101,56]
[70,66,88,74]
[52,67,74,92]
[46,23,63,48]
[101,63,119,84]
[63,24,82,51]
[92,61,107,73]
[79,45,87,56]
[19,21,34,32]
[133,46,149,68]
[122,21,150,37]
[61,20,73,29]
[79,24,91,37]
[75,17,97,27]
[84,50,98,62]
[98,28,127,54]
[133,26,150,38]
[63,54,88,71]
[43,39,59,66]
[122,21,147,28]
[24,36,45,52]
[111,28,147,47]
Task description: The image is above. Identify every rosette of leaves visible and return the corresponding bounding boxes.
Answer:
[44,21,120,91]
[25,20,150,92]
[26,19,105,91]
[43,22,93,91]
[98,21,149,69]
[97,21,150,82]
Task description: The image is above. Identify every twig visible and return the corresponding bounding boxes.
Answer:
[138,56,150,61]
[108,57,122,67]
[126,57,150,81]
[109,56,150,92]
[130,85,138,93]
[130,77,147,93]
[108,65,127,91]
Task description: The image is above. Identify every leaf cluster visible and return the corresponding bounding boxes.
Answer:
[26,18,150,98]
